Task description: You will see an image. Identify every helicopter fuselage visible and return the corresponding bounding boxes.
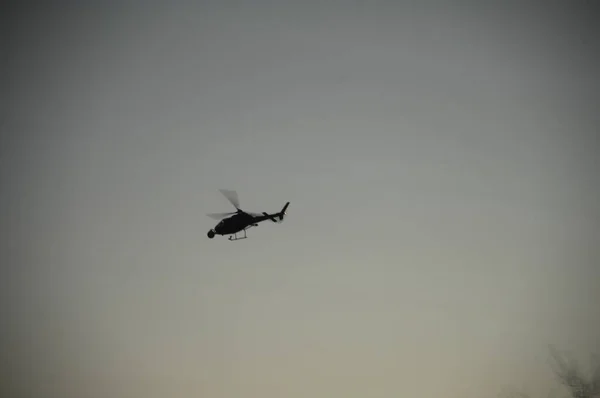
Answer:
[214,213,254,235]
[207,211,281,239]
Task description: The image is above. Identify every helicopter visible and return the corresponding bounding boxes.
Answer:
[206,189,290,241]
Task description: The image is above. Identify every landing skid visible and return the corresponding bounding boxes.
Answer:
[226,223,260,241]
[228,229,248,241]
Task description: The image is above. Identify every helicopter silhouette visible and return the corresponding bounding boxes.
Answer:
[207,189,290,241]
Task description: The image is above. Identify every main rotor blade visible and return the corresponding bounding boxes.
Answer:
[219,189,240,209]
[207,212,236,219]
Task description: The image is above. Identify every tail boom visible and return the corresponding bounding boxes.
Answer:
[261,202,289,223]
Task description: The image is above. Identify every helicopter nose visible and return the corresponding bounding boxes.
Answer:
[207,230,215,239]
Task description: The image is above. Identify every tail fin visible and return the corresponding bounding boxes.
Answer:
[279,202,290,221]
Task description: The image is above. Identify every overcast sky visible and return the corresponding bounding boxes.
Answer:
[2,2,599,398]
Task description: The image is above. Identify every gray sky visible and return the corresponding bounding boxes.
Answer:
[2,2,599,398]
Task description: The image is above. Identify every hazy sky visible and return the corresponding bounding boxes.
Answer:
[2,2,599,398]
